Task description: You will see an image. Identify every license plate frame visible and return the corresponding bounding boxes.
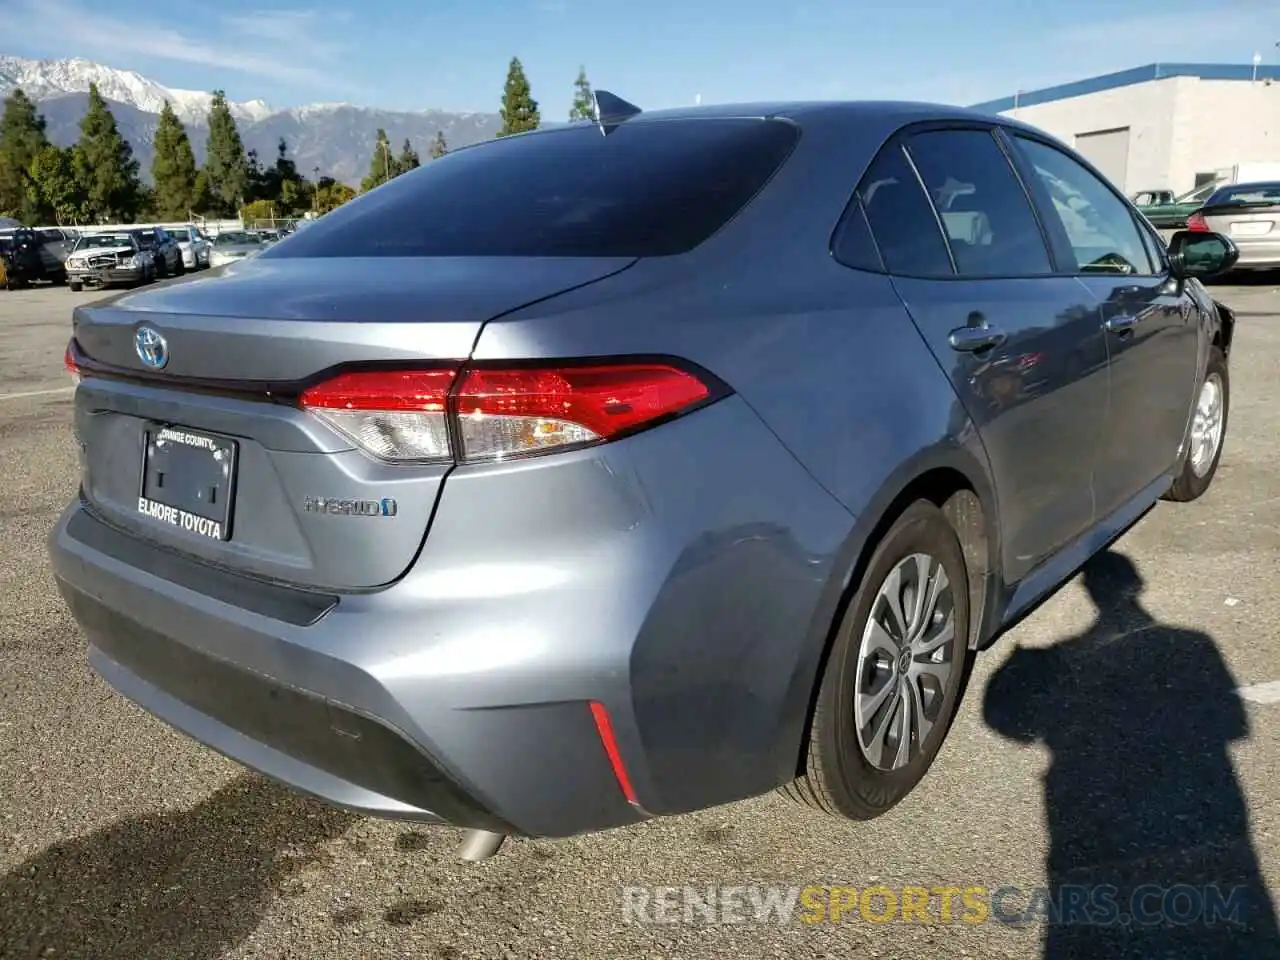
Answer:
[1229,220,1273,238]
[137,425,238,542]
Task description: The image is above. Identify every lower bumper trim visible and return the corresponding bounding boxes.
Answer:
[60,582,511,833]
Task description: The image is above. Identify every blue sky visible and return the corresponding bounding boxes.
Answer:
[6,0,1274,117]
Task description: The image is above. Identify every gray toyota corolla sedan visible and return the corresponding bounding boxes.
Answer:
[51,95,1239,860]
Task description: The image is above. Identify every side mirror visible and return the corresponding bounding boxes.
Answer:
[1167,230,1239,280]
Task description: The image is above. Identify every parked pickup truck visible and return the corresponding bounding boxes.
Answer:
[1132,181,1223,230]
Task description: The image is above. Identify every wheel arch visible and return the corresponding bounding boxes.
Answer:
[774,441,1004,782]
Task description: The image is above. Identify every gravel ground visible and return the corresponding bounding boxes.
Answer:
[1,277,1278,959]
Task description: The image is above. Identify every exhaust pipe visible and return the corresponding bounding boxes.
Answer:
[458,829,506,862]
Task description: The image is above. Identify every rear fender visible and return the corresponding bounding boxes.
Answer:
[768,437,1003,784]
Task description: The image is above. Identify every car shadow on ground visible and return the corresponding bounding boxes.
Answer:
[983,549,1280,959]
[0,774,354,960]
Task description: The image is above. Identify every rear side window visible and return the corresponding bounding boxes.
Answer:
[269,119,800,258]
[856,145,954,277]
[905,129,1052,277]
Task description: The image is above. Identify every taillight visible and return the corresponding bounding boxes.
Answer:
[64,341,80,384]
[454,364,711,461]
[297,361,720,463]
[1186,211,1208,232]
[299,368,455,462]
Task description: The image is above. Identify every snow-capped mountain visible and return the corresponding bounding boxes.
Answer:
[0,55,273,124]
[0,55,502,185]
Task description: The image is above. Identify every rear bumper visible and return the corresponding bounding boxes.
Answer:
[50,395,854,836]
[1230,238,1280,269]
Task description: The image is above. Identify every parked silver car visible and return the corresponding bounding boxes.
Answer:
[1190,181,1280,270]
[51,98,1240,862]
[208,230,266,268]
[171,224,212,270]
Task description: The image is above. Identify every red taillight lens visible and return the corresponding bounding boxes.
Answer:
[297,361,718,463]
[299,368,457,462]
[1186,211,1208,232]
[454,364,711,461]
[64,341,80,384]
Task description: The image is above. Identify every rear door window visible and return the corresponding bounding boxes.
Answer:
[904,129,1053,277]
[269,118,800,258]
[854,144,954,277]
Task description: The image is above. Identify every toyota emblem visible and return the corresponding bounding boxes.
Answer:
[134,326,168,370]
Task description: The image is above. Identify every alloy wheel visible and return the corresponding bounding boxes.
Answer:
[1189,373,1225,478]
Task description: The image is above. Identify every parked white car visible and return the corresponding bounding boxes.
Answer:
[171,224,212,269]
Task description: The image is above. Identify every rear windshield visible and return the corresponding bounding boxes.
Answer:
[267,118,800,259]
[1206,183,1280,207]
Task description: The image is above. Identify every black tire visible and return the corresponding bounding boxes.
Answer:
[782,499,971,820]
[69,282,82,292]
[1164,345,1228,503]
[175,257,186,276]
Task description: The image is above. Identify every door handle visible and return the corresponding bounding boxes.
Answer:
[948,324,1006,353]
[1103,314,1139,334]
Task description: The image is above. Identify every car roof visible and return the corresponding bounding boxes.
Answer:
[484,99,1038,142]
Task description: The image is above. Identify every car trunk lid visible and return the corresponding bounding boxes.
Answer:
[70,256,635,592]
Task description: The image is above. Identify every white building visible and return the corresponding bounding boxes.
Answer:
[971,62,1280,195]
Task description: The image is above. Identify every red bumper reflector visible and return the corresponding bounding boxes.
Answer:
[589,700,638,805]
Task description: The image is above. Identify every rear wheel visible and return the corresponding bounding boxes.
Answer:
[783,500,971,819]
[69,282,82,292]
[1164,346,1228,503]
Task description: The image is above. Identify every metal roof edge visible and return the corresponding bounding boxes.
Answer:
[970,62,1280,113]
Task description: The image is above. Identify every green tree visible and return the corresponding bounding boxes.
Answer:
[398,139,420,173]
[314,177,355,213]
[150,101,198,220]
[191,169,215,215]
[73,82,141,222]
[28,145,86,224]
[429,130,447,160]
[204,90,248,216]
[569,66,594,122]
[498,57,540,137]
[0,89,51,221]
[361,128,396,192]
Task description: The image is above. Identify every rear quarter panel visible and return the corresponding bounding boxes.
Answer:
[468,115,998,802]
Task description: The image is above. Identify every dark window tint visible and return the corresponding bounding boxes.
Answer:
[36,229,63,242]
[1205,182,1280,207]
[831,199,883,272]
[905,130,1052,277]
[1013,137,1154,275]
[268,119,799,259]
[857,145,953,277]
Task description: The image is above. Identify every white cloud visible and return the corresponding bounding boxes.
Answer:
[9,0,345,89]
[222,9,345,61]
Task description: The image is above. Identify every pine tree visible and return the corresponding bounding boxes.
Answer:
[204,91,248,216]
[28,145,86,224]
[73,83,141,222]
[361,128,395,192]
[498,57,540,137]
[398,139,420,173]
[429,131,448,160]
[0,89,51,221]
[151,101,198,220]
[569,66,594,122]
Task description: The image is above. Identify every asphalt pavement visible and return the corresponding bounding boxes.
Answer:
[1,277,1278,959]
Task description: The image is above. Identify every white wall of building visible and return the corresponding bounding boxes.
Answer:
[999,76,1280,195]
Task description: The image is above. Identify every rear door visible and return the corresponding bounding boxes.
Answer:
[859,125,1108,583]
[1008,133,1199,518]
